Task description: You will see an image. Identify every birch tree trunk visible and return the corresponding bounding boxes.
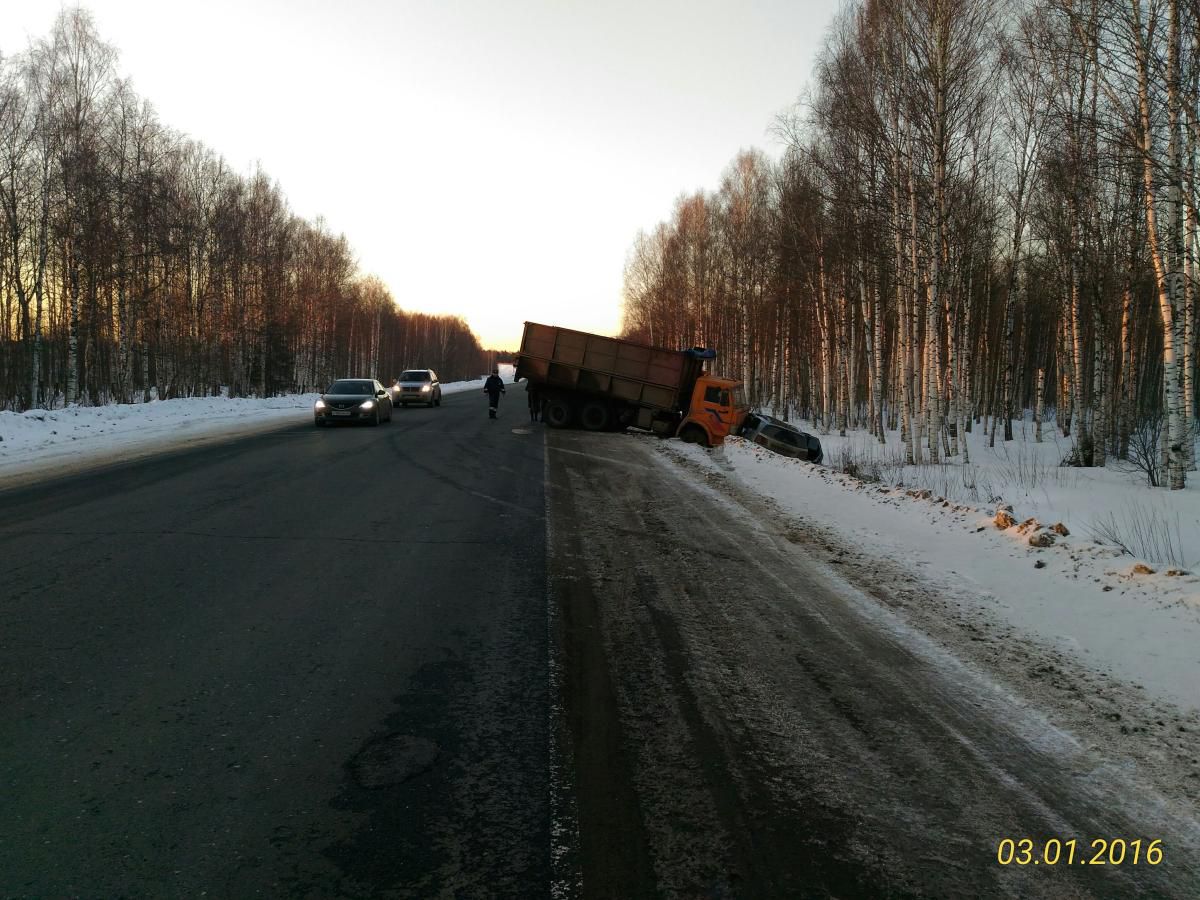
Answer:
[67,253,80,405]
[1068,232,1090,461]
[872,271,885,443]
[1058,320,1072,437]
[1119,280,1134,459]
[837,281,849,437]
[1035,368,1044,442]
[1093,303,1107,466]
[892,121,914,461]
[909,152,925,463]
[1132,0,1186,488]
[1186,23,1199,469]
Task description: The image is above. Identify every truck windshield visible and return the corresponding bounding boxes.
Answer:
[732,386,748,408]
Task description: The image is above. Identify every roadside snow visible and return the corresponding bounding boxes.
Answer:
[816,416,1200,571]
[663,422,1200,714]
[0,368,509,489]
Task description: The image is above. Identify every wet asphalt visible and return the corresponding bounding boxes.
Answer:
[0,392,549,897]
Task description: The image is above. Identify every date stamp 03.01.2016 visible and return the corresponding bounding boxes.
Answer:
[997,838,1163,867]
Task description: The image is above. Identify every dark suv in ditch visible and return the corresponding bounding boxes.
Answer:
[740,413,823,463]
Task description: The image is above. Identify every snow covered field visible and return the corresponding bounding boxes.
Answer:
[665,416,1200,715]
[0,369,509,489]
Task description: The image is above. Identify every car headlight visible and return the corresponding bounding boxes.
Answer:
[315,399,326,410]
[360,399,375,410]
[420,384,431,392]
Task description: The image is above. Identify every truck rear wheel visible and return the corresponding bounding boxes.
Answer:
[580,401,609,432]
[544,398,573,429]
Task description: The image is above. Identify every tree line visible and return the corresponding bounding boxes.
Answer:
[0,8,489,412]
[621,0,1199,488]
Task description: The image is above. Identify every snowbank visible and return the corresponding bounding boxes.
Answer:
[813,415,1200,571]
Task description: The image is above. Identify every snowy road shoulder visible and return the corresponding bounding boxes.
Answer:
[665,434,1200,713]
[654,433,1200,808]
[0,396,316,490]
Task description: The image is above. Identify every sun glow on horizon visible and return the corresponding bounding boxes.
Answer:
[2,0,834,356]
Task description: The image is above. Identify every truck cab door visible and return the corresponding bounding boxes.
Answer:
[694,383,735,439]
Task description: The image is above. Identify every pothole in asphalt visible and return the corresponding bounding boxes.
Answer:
[349,734,439,788]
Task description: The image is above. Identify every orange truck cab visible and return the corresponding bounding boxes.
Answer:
[678,375,749,446]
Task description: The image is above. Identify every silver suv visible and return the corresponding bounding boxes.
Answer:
[391,369,442,408]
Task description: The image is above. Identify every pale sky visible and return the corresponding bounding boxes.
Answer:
[2,1,838,350]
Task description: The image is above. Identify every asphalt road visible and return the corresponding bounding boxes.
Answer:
[0,390,549,898]
[2,396,1197,898]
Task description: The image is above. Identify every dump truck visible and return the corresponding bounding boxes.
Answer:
[513,322,748,446]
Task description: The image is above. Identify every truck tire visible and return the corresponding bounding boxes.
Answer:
[544,398,573,429]
[580,401,609,432]
[679,424,708,446]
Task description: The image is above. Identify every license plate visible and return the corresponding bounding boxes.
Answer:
[332,410,352,417]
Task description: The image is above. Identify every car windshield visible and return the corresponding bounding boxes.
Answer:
[328,380,374,394]
[400,371,431,382]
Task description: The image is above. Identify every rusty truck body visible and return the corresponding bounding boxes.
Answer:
[513,322,748,446]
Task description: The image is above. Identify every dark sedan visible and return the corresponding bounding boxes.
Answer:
[314,379,394,426]
[740,413,823,463]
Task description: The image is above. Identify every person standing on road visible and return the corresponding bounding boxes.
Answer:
[484,368,506,419]
[526,381,541,423]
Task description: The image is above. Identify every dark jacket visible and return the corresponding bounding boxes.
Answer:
[484,374,505,397]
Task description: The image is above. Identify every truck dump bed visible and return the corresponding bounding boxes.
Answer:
[516,322,703,413]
